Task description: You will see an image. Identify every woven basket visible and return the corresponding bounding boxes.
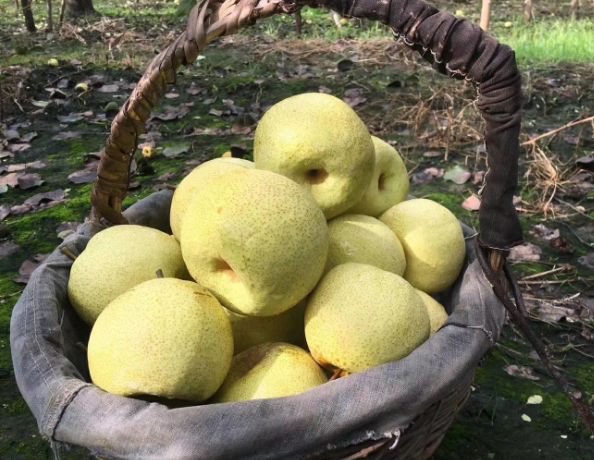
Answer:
[11,0,523,458]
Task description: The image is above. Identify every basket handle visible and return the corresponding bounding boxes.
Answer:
[312,0,524,254]
[91,0,522,268]
[90,0,293,225]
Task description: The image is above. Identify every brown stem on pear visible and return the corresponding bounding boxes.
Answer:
[305,168,329,185]
[316,356,349,380]
[156,269,164,279]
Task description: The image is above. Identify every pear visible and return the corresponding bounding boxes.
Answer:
[325,213,406,275]
[68,224,188,324]
[213,343,327,402]
[180,168,328,316]
[348,136,409,216]
[416,290,449,335]
[305,263,430,373]
[170,157,254,239]
[254,93,374,219]
[380,198,466,293]
[88,278,233,403]
[226,301,306,354]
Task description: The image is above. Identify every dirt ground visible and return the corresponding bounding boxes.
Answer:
[1,1,593,458]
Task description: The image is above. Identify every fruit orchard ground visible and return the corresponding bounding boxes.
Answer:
[1,1,593,458]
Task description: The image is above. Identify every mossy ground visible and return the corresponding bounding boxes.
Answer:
[1,0,594,458]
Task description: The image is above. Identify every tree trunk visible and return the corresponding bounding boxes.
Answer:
[64,0,95,17]
[46,0,53,31]
[480,0,491,31]
[21,0,36,32]
[570,0,580,20]
[524,0,534,23]
[294,9,302,36]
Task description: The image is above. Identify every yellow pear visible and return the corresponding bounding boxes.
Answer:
[380,198,466,293]
[88,278,233,403]
[325,213,406,275]
[416,290,449,335]
[305,263,430,373]
[226,302,306,354]
[170,157,254,239]
[348,136,409,216]
[213,343,327,402]
[180,168,328,316]
[254,93,374,219]
[68,224,188,324]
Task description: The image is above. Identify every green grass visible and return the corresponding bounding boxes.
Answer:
[497,19,594,64]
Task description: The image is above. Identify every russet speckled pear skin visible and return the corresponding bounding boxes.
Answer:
[380,198,466,294]
[253,93,374,219]
[348,136,409,216]
[225,301,306,354]
[68,224,188,325]
[416,290,449,335]
[325,213,406,275]
[213,343,327,402]
[180,168,329,316]
[305,263,430,373]
[88,278,233,403]
[170,157,254,239]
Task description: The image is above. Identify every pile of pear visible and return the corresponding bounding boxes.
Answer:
[68,93,466,405]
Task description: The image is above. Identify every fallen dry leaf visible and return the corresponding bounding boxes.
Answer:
[0,173,19,188]
[0,241,20,259]
[509,243,542,262]
[444,165,472,185]
[2,161,46,173]
[98,84,119,93]
[8,143,31,153]
[68,167,97,184]
[17,173,44,190]
[343,88,367,108]
[411,167,444,185]
[531,224,560,241]
[0,205,9,221]
[422,151,442,158]
[504,364,541,381]
[532,303,580,323]
[52,131,80,141]
[462,195,481,211]
[10,190,66,215]
[153,106,189,122]
[14,254,49,284]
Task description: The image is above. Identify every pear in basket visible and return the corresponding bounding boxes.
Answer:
[225,301,306,354]
[305,263,430,374]
[325,213,406,275]
[213,343,327,402]
[68,225,188,324]
[348,136,409,216]
[88,278,233,403]
[380,198,466,294]
[416,290,449,335]
[254,92,374,219]
[170,157,254,239]
[180,168,329,317]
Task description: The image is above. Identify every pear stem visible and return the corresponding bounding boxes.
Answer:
[156,269,164,279]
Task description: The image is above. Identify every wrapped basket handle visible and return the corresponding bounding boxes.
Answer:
[91,0,523,268]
